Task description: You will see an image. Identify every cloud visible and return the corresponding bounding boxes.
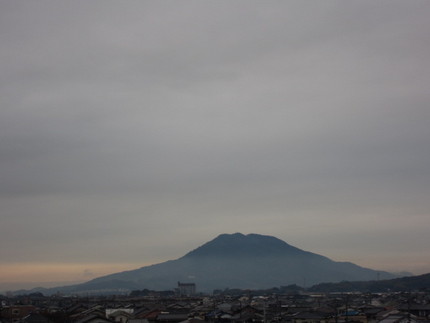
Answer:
[0,0,430,280]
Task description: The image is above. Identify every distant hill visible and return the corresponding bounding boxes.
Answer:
[29,233,397,295]
[309,272,430,293]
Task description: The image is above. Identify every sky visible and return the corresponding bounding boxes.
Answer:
[1,0,430,291]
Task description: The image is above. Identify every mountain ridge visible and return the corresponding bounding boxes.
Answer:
[182,233,312,258]
[11,233,399,295]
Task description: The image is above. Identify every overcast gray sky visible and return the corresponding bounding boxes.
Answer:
[1,0,430,290]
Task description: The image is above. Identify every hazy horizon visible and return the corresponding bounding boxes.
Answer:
[1,1,430,290]
[0,232,424,292]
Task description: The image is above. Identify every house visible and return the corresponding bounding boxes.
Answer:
[0,305,38,322]
[232,305,264,323]
[69,306,108,323]
[107,309,134,323]
[336,309,367,323]
[398,303,430,319]
[133,308,164,322]
[106,308,134,323]
[73,313,113,323]
[377,310,419,323]
[292,311,331,323]
[156,313,189,323]
[19,312,54,323]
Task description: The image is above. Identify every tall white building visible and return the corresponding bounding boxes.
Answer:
[177,281,196,296]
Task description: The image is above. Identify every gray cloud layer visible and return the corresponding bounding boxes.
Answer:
[1,1,430,276]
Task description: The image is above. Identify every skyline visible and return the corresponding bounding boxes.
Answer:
[1,1,430,291]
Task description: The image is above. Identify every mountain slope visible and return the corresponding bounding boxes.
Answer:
[309,272,430,292]
[74,233,394,292]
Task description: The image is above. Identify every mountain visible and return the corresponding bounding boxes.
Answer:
[34,233,396,295]
[309,272,430,293]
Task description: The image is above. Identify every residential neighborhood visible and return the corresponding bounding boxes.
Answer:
[1,288,430,323]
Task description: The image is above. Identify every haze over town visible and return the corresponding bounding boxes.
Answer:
[1,1,430,291]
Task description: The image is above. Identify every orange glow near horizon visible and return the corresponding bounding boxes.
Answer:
[1,258,428,292]
[0,262,143,284]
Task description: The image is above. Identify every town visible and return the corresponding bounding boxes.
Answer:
[1,283,430,323]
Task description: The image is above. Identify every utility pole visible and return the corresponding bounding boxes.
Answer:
[264,299,267,323]
[407,290,411,323]
[344,294,349,323]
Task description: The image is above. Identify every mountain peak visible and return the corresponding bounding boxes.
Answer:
[182,232,304,258]
[28,232,398,294]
